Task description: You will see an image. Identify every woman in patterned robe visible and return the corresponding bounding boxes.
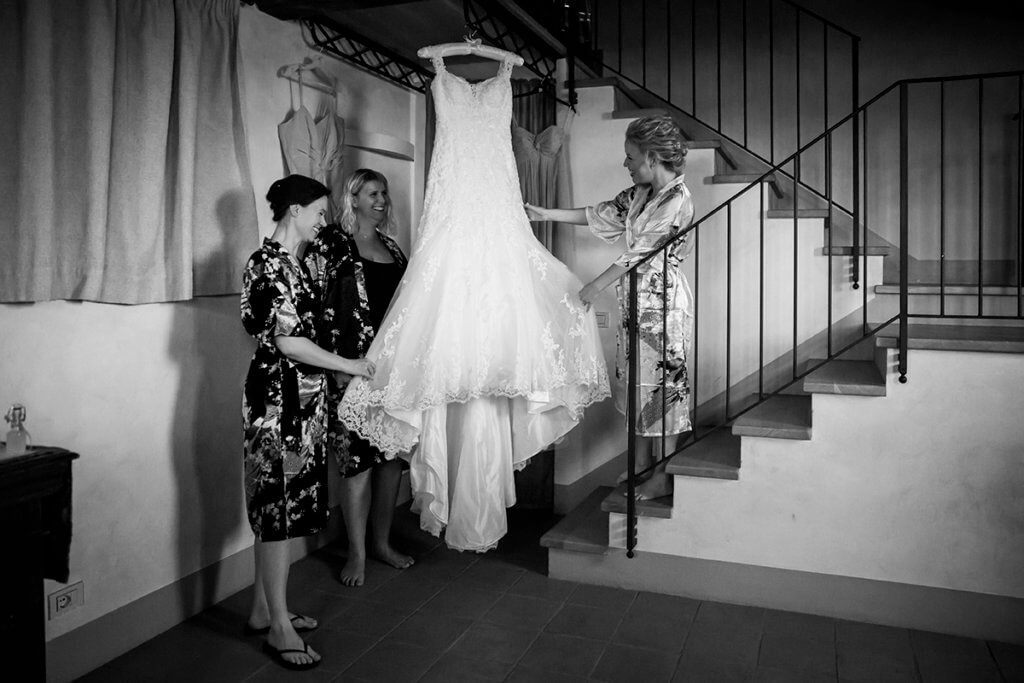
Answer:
[305,169,412,587]
[240,174,374,670]
[525,115,695,501]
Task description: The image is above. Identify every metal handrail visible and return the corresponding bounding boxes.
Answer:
[619,69,1024,556]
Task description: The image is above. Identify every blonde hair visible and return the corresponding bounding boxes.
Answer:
[339,168,397,236]
[625,115,687,173]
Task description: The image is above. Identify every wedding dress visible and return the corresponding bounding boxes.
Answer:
[340,54,609,551]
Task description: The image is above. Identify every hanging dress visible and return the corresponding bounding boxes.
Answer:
[339,55,610,552]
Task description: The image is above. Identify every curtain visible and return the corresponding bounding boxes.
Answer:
[0,0,258,304]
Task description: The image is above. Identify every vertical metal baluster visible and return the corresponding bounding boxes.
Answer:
[691,0,697,115]
[978,78,984,317]
[940,81,946,316]
[769,0,774,162]
[861,106,868,323]
[641,0,647,88]
[626,267,639,556]
[716,0,722,132]
[792,157,799,380]
[726,204,732,418]
[742,0,748,146]
[693,228,700,433]
[827,131,833,356]
[823,25,829,130]
[1018,74,1023,317]
[899,83,909,383]
[795,9,801,163]
[852,39,861,291]
[759,181,765,399]
[667,0,672,103]
[617,0,623,74]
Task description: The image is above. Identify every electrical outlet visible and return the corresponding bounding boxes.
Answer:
[48,581,84,619]
[595,311,609,328]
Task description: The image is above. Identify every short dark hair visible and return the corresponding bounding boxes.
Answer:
[266,174,330,222]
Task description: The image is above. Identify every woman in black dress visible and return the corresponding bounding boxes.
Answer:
[306,169,412,586]
[241,174,374,669]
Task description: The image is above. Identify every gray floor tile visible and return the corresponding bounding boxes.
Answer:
[673,650,755,683]
[385,611,473,650]
[762,609,836,643]
[482,593,563,630]
[507,572,579,601]
[695,601,766,634]
[591,642,681,683]
[546,603,624,641]
[566,584,638,613]
[506,665,590,682]
[458,558,528,592]
[448,621,539,664]
[418,652,513,682]
[613,606,691,652]
[682,624,762,668]
[517,632,606,678]
[328,599,408,639]
[364,574,447,610]
[754,665,835,683]
[911,630,1002,683]
[757,633,836,677]
[421,582,503,620]
[990,640,1024,681]
[296,628,378,674]
[836,619,911,648]
[836,636,917,682]
[341,638,438,682]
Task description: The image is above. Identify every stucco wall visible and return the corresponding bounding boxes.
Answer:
[0,5,424,642]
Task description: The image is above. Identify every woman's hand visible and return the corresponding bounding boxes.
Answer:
[523,202,548,222]
[578,281,602,310]
[342,358,375,379]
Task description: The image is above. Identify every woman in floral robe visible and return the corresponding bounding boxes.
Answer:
[240,174,374,670]
[525,115,695,501]
[305,169,411,587]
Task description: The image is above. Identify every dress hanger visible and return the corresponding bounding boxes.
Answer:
[277,53,336,97]
[417,29,525,66]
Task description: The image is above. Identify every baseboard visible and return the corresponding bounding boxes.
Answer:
[549,547,1024,645]
[46,511,344,683]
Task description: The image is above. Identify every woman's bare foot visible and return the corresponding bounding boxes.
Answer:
[339,554,365,586]
[246,612,317,633]
[371,543,414,569]
[632,472,673,501]
[266,622,320,667]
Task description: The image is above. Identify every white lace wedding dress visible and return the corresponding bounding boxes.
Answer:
[340,54,609,551]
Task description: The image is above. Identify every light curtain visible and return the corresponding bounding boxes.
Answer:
[0,0,258,304]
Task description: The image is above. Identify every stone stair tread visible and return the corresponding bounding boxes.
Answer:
[713,172,777,183]
[876,323,1024,353]
[600,483,673,518]
[611,107,670,119]
[665,429,740,480]
[539,486,610,554]
[803,360,886,396]
[732,395,812,440]
[875,284,1023,296]
[822,245,890,256]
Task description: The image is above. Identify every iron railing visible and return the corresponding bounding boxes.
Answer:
[618,70,1024,556]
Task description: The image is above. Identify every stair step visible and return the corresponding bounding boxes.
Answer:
[665,429,740,480]
[875,284,1023,296]
[876,323,1024,353]
[766,209,831,219]
[611,107,669,119]
[822,245,890,256]
[712,173,784,198]
[539,486,610,554]
[803,360,886,396]
[732,395,812,440]
[600,483,673,518]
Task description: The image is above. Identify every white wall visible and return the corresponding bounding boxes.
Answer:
[622,349,1024,598]
[0,6,425,643]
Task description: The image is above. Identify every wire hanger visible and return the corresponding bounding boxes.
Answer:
[417,25,525,66]
[277,51,336,96]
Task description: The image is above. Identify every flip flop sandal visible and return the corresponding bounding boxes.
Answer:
[261,640,320,671]
[244,613,318,636]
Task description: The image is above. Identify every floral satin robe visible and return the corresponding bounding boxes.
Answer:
[240,238,329,540]
[587,174,695,437]
[305,225,407,475]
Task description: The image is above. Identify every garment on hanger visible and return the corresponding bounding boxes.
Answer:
[339,53,609,553]
[277,81,345,216]
[511,119,566,251]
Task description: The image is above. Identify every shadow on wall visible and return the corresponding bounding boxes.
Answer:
[170,190,256,617]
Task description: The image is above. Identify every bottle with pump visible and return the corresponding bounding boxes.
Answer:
[4,403,30,456]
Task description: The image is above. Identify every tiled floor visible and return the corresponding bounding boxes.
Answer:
[80,507,1024,682]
